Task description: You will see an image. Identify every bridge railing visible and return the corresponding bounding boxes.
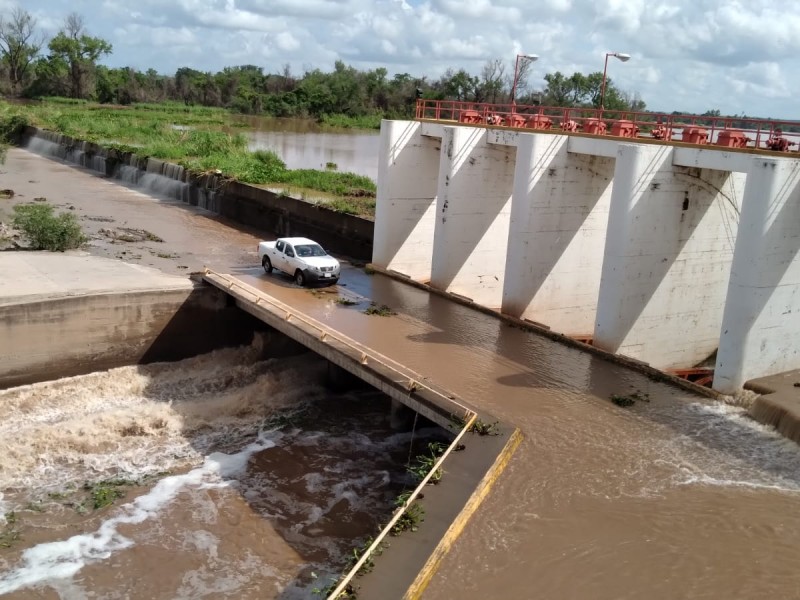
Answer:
[203,270,474,421]
[415,99,800,151]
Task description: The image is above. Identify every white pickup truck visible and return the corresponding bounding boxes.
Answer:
[258,237,340,286]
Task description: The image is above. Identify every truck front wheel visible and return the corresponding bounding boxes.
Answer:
[294,270,306,286]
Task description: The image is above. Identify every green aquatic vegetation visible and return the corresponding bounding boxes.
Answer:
[407,441,446,484]
[86,479,132,510]
[363,302,396,317]
[469,419,500,436]
[610,390,650,408]
[1,511,20,548]
[334,297,359,306]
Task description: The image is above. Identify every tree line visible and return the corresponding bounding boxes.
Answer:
[0,6,655,120]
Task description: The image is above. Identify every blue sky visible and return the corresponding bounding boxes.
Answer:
[8,0,800,119]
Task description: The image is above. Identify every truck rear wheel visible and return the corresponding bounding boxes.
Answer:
[262,256,272,274]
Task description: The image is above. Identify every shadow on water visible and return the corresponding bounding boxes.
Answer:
[348,271,800,490]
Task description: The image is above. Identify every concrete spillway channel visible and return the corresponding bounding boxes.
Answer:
[202,271,522,598]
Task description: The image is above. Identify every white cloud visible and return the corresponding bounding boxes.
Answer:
[274,31,300,52]
[12,0,800,118]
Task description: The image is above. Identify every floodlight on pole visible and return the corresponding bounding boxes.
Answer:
[600,52,631,110]
[511,53,539,106]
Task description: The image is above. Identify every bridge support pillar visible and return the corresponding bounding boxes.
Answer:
[430,126,515,308]
[714,157,800,392]
[326,361,365,392]
[501,133,614,335]
[594,143,742,369]
[373,120,440,281]
[389,399,415,430]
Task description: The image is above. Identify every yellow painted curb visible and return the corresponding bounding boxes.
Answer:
[403,428,524,599]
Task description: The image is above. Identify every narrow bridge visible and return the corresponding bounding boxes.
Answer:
[373,106,800,394]
[202,269,473,430]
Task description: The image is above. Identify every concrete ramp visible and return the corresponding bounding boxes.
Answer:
[202,270,473,429]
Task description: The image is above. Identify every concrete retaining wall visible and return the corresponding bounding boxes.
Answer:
[0,284,264,389]
[20,127,374,260]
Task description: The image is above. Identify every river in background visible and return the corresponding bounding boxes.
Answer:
[232,116,380,182]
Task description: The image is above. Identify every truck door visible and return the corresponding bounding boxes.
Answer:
[283,243,297,273]
[273,240,285,270]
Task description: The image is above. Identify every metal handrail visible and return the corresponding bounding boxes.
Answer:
[202,269,480,599]
[327,412,477,600]
[415,99,800,150]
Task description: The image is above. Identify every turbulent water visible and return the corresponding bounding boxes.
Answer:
[0,338,443,598]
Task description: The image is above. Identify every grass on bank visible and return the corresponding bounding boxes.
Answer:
[0,100,377,216]
[320,113,382,129]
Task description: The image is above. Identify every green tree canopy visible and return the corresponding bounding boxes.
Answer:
[47,13,111,99]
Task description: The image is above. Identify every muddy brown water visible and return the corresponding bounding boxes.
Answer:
[3,148,800,598]
[232,116,379,182]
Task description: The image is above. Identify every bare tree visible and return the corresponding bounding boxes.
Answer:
[64,12,84,39]
[480,59,505,104]
[0,7,45,94]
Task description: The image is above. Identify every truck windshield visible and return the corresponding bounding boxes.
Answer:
[295,244,327,257]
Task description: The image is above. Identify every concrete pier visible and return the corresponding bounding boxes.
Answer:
[593,144,743,368]
[430,127,515,308]
[502,133,614,334]
[373,120,440,281]
[714,158,800,392]
[373,120,800,390]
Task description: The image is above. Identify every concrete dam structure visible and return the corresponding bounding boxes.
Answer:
[373,120,800,394]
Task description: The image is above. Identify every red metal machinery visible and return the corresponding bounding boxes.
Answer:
[459,110,482,124]
[611,119,639,138]
[765,130,797,152]
[715,130,750,148]
[560,120,580,132]
[682,127,709,145]
[583,118,607,135]
[650,123,672,141]
[526,115,553,130]
[415,100,800,154]
[668,367,714,388]
[507,114,527,128]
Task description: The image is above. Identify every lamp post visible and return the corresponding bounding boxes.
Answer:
[599,52,630,110]
[511,53,539,106]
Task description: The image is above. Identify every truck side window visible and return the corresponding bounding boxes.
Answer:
[285,245,294,257]
[276,241,284,252]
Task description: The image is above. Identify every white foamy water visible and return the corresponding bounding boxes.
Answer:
[0,338,440,598]
[0,340,322,493]
[0,433,277,596]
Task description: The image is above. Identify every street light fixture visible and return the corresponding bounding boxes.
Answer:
[599,52,630,110]
[511,53,539,106]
